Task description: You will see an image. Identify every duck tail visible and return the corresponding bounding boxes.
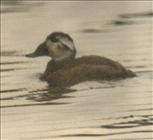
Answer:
[115,62,136,78]
[126,69,136,77]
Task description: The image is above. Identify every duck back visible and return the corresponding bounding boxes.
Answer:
[43,56,136,87]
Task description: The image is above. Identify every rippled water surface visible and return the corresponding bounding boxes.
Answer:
[1,1,153,140]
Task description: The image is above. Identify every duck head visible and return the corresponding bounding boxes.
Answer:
[26,32,76,62]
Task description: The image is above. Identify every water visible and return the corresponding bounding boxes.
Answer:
[1,1,153,140]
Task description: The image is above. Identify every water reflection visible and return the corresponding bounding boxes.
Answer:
[1,0,21,5]
[2,102,68,108]
[1,50,26,57]
[1,88,26,94]
[81,28,107,33]
[80,10,153,34]
[27,88,76,102]
[119,11,153,19]
[112,11,153,26]
[101,114,153,129]
[58,130,153,138]
[1,0,44,14]
[111,20,135,26]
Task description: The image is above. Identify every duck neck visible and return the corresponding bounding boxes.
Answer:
[52,50,76,65]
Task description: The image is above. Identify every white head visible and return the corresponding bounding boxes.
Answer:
[26,32,76,62]
[46,32,76,61]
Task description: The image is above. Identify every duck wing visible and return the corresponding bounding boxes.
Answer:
[46,56,135,87]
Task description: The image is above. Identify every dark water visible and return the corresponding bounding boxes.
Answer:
[1,1,153,140]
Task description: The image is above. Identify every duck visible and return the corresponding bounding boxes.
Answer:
[26,32,136,88]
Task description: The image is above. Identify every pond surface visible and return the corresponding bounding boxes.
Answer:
[1,1,153,140]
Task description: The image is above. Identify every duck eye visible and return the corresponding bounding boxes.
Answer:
[51,37,58,42]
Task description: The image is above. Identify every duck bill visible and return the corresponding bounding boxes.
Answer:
[26,52,38,57]
[26,42,49,58]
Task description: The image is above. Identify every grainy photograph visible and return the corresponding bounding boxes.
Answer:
[1,0,153,140]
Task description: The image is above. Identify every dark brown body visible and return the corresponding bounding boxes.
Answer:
[41,55,136,88]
